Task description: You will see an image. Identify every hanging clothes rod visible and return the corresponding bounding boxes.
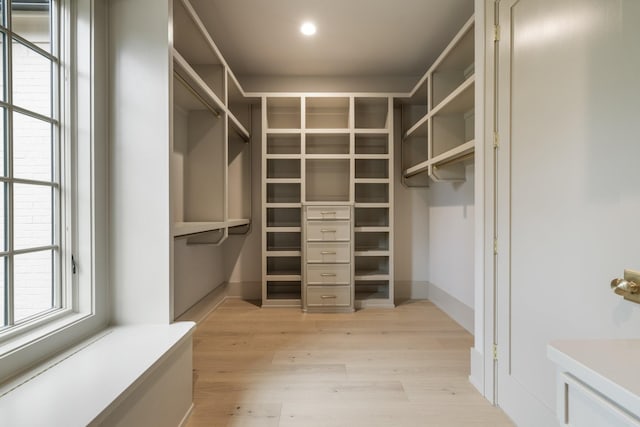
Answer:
[173,71,222,118]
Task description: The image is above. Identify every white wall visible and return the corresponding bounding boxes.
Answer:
[393,108,475,328]
[109,0,172,324]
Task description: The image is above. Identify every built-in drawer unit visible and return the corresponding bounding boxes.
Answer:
[306,205,351,220]
[303,204,354,313]
[306,263,351,285]
[306,242,350,263]
[306,286,352,307]
[306,220,350,241]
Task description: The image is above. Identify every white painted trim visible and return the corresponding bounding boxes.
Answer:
[469,347,484,393]
[179,404,195,427]
[427,282,474,333]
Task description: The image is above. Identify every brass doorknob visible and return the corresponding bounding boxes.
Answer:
[611,278,640,295]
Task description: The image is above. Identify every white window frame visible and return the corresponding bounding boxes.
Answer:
[0,0,108,385]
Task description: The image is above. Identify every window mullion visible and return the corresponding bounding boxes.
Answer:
[5,0,13,327]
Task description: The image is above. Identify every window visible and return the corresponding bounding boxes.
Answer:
[0,0,65,332]
[0,0,108,384]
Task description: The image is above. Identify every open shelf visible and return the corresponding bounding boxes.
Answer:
[355,183,388,204]
[172,0,226,104]
[399,15,475,184]
[267,133,301,154]
[267,207,301,228]
[305,97,349,129]
[267,183,301,204]
[305,133,350,155]
[355,134,388,155]
[355,159,388,179]
[267,158,301,179]
[306,159,350,202]
[355,208,389,227]
[355,281,390,300]
[266,281,302,300]
[173,221,226,237]
[267,256,301,276]
[266,232,301,252]
[355,97,388,129]
[355,231,389,252]
[267,97,301,129]
[173,51,225,115]
[227,72,251,133]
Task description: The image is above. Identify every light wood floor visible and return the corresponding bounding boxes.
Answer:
[185,299,514,427]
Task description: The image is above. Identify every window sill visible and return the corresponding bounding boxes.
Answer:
[0,322,195,426]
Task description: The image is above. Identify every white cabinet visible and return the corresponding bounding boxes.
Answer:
[548,340,640,427]
[261,95,394,309]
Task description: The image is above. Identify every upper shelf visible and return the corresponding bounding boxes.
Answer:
[173,219,250,237]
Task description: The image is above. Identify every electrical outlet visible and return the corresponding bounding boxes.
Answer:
[624,269,640,285]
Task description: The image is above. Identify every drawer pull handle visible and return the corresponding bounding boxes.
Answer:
[321,211,337,215]
[320,229,336,233]
[321,295,337,299]
[320,273,337,277]
[321,251,337,255]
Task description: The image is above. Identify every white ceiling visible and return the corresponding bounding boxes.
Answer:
[189,0,474,92]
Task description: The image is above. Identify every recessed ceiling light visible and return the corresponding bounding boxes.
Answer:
[300,21,316,36]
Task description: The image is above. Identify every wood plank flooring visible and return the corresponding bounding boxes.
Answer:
[185,299,514,427]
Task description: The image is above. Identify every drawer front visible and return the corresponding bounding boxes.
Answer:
[306,286,351,307]
[306,242,350,263]
[306,206,351,220]
[306,263,351,285]
[306,220,350,241]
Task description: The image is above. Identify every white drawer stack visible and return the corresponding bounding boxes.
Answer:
[303,205,354,312]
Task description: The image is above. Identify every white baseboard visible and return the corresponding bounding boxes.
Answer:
[469,346,484,395]
[426,282,474,333]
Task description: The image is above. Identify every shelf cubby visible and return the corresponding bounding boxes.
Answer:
[266,158,301,179]
[354,97,388,129]
[266,281,301,300]
[354,208,389,228]
[355,281,390,300]
[267,133,301,154]
[355,183,388,204]
[355,159,388,179]
[355,256,389,278]
[266,256,302,276]
[305,97,349,129]
[267,207,301,228]
[306,159,350,202]
[267,97,301,129]
[267,231,301,252]
[355,231,389,252]
[355,134,389,155]
[305,133,350,155]
[266,183,301,204]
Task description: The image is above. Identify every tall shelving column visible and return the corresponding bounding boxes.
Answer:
[262,97,303,306]
[261,94,394,310]
[400,16,475,183]
[171,0,254,318]
[353,97,394,308]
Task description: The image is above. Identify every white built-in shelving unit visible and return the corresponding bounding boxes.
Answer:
[262,95,394,309]
[399,16,475,185]
[171,0,254,246]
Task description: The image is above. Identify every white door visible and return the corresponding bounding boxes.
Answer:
[494,0,640,425]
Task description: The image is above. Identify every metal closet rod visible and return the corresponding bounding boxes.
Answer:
[174,71,222,118]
